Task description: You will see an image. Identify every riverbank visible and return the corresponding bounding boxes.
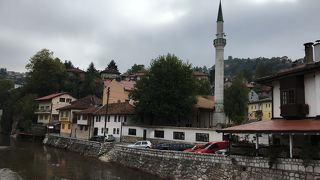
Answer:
[44,135,320,180]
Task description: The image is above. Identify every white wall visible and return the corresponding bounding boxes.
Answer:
[272,81,281,118]
[122,125,222,144]
[304,74,317,117]
[93,115,132,138]
[316,72,320,116]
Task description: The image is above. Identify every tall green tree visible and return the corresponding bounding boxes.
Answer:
[64,60,74,69]
[79,62,103,98]
[130,54,197,125]
[107,60,118,71]
[25,49,67,96]
[224,74,249,125]
[195,79,213,95]
[127,64,145,74]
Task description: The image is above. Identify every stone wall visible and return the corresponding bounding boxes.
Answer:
[104,145,320,180]
[43,134,113,157]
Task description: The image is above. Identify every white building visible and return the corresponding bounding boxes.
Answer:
[93,101,134,141]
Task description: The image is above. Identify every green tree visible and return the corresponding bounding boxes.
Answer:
[64,60,74,69]
[25,49,67,96]
[0,77,14,133]
[224,74,249,125]
[130,54,197,125]
[127,64,145,74]
[107,60,118,71]
[79,62,103,98]
[195,79,212,95]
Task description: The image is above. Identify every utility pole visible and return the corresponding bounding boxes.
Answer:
[104,87,110,139]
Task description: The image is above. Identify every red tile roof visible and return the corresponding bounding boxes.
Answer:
[217,119,320,133]
[35,92,68,101]
[94,102,134,115]
[57,95,102,110]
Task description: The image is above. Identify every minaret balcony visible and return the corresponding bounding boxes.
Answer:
[214,38,226,47]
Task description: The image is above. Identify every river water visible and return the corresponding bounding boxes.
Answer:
[0,135,160,180]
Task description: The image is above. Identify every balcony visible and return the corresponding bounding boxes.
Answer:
[77,119,88,125]
[35,109,51,114]
[59,117,70,122]
[280,104,309,119]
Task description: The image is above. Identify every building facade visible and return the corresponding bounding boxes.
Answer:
[248,98,272,121]
[35,93,76,125]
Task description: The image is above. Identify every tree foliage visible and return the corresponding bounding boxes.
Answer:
[195,79,212,95]
[130,54,197,125]
[79,62,103,98]
[25,49,67,96]
[107,60,118,71]
[64,60,74,69]
[224,74,249,125]
[127,64,145,74]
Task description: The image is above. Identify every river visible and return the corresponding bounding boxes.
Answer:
[0,135,161,180]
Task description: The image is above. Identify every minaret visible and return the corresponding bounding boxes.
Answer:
[213,0,226,126]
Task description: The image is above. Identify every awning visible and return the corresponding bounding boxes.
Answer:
[217,119,320,134]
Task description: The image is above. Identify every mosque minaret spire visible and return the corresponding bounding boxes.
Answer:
[213,0,227,126]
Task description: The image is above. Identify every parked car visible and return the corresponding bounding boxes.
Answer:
[127,141,152,148]
[195,141,228,154]
[153,143,194,151]
[183,144,205,152]
[89,135,115,142]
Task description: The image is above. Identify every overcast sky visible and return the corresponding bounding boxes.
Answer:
[0,0,319,73]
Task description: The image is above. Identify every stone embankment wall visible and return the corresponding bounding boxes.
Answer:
[43,135,113,157]
[104,145,320,180]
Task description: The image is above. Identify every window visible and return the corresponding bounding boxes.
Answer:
[66,98,72,103]
[154,130,164,138]
[128,128,136,136]
[101,128,104,134]
[59,98,65,102]
[62,124,65,129]
[78,115,81,120]
[124,116,127,122]
[96,116,101,122]
[118,116,121,122]
[40,106,44,110]
[83,115,88,120]
[113,128,116,134]
[196,133,209,142]
[114,115,117,122]
[84,126,88,131]
[173,132,185,140]
[45,106,50,110]
[107,116,110,122]
[106,128,108,134]
[39,115,43,120]
[80,125,83,130]
[45,115,48,120]
[68,124,70,129]
[117,128,119,134]
[281,89,295,105]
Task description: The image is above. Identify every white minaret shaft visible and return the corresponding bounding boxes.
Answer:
[213,0,226,125]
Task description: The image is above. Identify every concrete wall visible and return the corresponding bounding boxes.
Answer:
[272,81,281,118]
[105,145,320,180]
[305,74,317,117]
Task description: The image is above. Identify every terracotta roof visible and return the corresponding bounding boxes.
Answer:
[35,92,68,101]
[217,119,320,133]
[76,106,101,114]
[94,102,134,115]
[66,68,84,73]
[57,95,102,110]
[196,96,214,110]
[119,81,135,91]
[193,71,208,77]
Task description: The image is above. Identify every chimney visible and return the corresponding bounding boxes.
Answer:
[304,42,314,63]
[314,40,320,62]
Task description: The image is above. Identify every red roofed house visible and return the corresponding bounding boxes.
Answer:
[218,42,320,158]
[35,92,76,125]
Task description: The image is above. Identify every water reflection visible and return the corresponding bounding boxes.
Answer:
[0,135,160,180]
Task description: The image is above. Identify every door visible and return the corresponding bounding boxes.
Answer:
[143,129,147,140]
[93,128,98,136]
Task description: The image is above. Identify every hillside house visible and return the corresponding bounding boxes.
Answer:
[35,93,76,125]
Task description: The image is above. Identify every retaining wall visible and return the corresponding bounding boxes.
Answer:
[105,145,320,180]
[43,134,113,157]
